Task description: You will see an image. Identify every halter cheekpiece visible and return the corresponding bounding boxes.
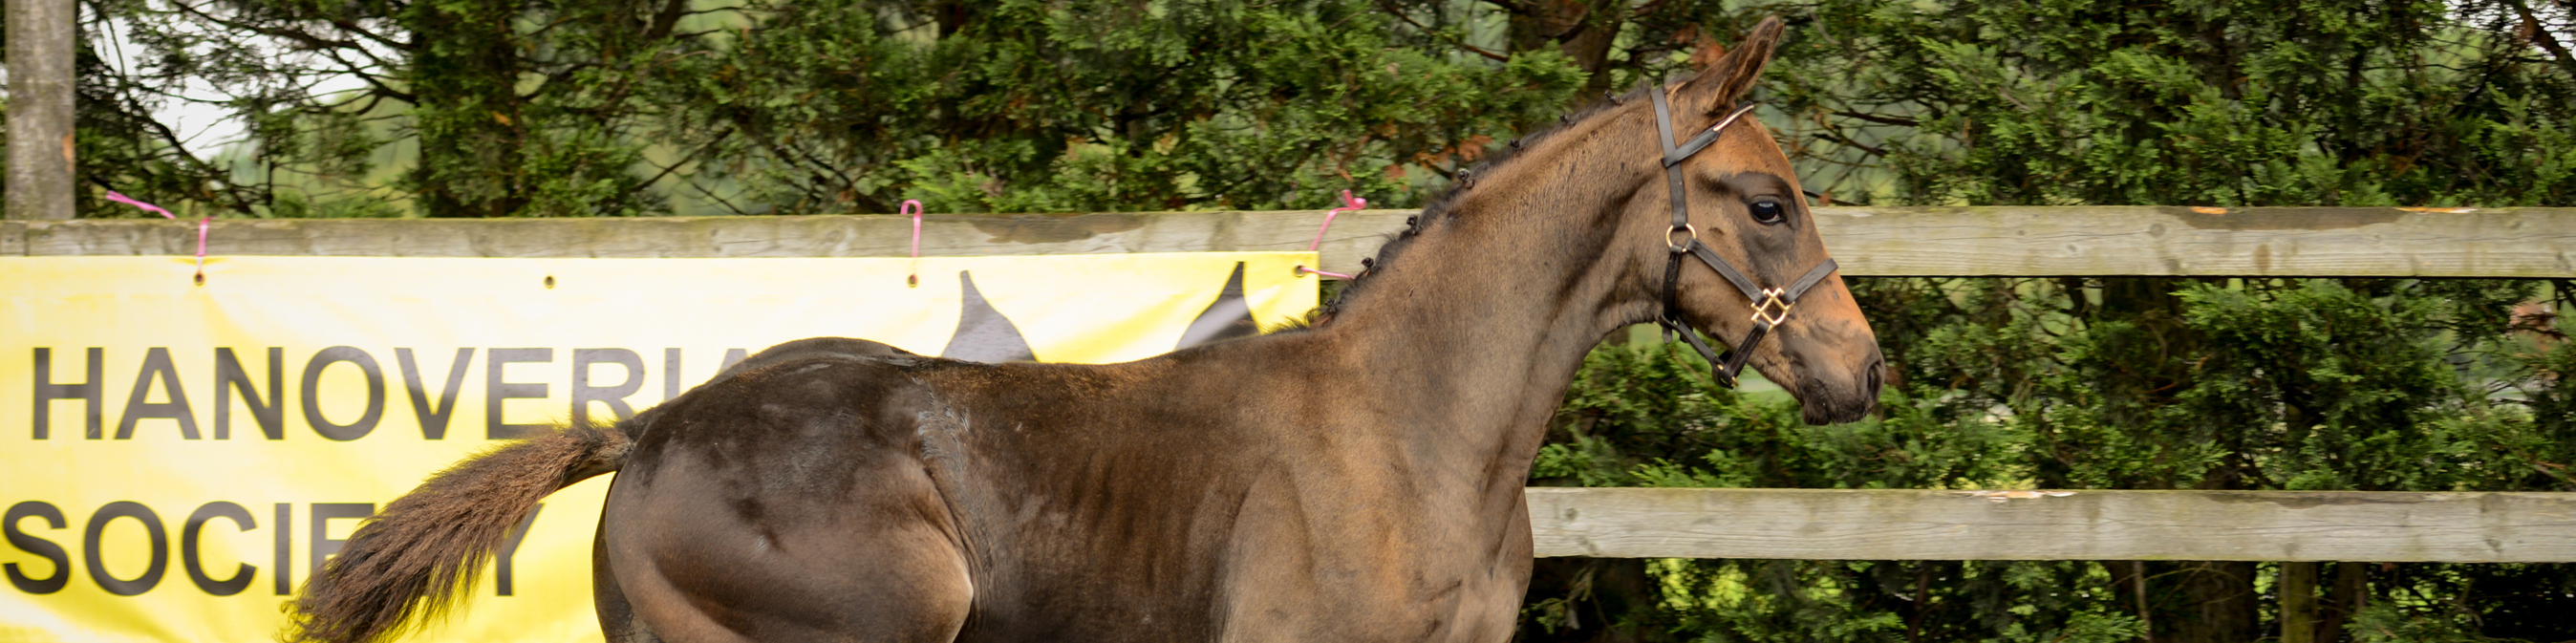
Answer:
[1647,87,1841,388]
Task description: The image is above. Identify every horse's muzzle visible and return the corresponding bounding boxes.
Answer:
[1798,352,1883,425]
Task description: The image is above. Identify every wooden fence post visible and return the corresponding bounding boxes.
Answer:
[6,0,76,221]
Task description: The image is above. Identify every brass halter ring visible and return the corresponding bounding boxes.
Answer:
[1665,225,1698,252]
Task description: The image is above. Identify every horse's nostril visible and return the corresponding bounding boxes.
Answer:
[1864,357,1885,397]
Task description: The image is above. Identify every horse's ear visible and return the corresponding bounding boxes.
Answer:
[1675,16,1785,114]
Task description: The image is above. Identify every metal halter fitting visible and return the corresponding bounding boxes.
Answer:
[1648,87,1841,388]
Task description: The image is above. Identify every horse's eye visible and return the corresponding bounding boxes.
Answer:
[1750,199,1787,225]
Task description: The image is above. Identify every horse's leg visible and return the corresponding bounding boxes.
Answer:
[593,518,664,643]
[601,454,974,642]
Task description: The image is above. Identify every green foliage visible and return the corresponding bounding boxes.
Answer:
[1535,276,2568,641]
[650,0,1582,213]
[1540,340,2027,492]
[92,0,1582,218]
[100,0,683,218]
[1764,0,2576,207]
[1641,559,2146,643]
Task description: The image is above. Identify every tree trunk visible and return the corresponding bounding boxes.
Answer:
[2114,560,2262,643]
[6,0,76,220]
[1503,0,1627,94]
[1517,556,1660,643]
[2167,561,2259,643]
[2112,560,2155,642]
[408,0,530,218]
[2280,562,2319,643]
[933,0,985,38]
[2314,562,2369,642]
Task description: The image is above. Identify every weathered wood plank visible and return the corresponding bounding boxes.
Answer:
[1527,487,2576,563]
[7,211,1412,277]
[12,206,2575,277]
[1813,206,2576,278]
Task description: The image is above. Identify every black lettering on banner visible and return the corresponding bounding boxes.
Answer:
[4,501,70,594]
[82,502,167,596]
[720,348,749,373]
[301,347,387,441]
[182,502,257,596]
[572,349,644,428]
[216,347,286,440]
[486,349,552,439]
[272,504,292,595]
[495,504,542,596]
[309,504,373,578]
[32,347,103,440]
[662,348,683,401]
[397,348,474,440]
[117,347,202,440]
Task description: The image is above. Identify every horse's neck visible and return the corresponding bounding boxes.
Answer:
[1320,128,1651,502]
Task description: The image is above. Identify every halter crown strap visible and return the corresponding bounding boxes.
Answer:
[1665,104,1762,168]
[1645,85,1840,388]
[1652,92,1761,225]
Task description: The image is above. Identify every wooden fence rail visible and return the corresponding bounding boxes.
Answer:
[9,205,2575,278]
[1525,488,2576,563]
[12,207,2574,563]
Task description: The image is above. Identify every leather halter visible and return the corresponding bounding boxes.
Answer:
[1648,88,1841,388]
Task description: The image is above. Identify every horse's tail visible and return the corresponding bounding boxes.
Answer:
[285,421,632,643]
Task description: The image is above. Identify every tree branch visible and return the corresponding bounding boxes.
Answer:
[681,176,759,216]
[2503,0,2576,79]
[1811,131,1889,158]
[640,127,735,189]
[324,17,408,51]
[1374,0,1511,61]
[162,1,417,101]
[1834,110,1921,127]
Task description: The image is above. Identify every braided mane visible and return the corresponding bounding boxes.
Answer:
[1299,82,1671,326]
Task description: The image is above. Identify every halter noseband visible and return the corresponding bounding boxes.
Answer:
[1648,88,1841,388]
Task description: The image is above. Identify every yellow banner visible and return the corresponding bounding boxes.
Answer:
[0,253,1318,642]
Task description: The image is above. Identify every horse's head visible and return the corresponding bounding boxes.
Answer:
[1610,17,1883,424]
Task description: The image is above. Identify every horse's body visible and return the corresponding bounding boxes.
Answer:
[595,334,1537,641]
[289,19,1882,643]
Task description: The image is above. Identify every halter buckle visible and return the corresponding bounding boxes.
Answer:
[1750,288,1793,326]
[1665,225,1697,252]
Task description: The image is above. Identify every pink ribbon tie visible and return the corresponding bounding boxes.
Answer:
[903,200,926,287]
[105,191,211,285]
[1297,190,1364,279]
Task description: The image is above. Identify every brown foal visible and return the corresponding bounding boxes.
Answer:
[288,17,1880,643]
